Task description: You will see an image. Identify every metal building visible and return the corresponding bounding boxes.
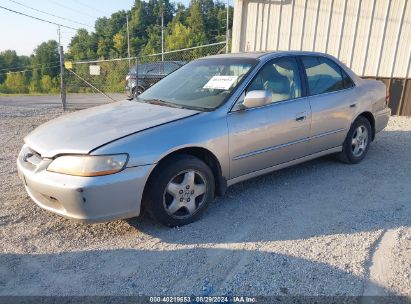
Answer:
[231,0,411,115]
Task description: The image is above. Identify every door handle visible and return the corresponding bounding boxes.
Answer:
[295,112,307,121]
[350,103,356,108]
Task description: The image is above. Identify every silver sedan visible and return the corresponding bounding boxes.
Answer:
[17,51,391,226]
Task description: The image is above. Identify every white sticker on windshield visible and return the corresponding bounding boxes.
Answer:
[203,75,238,90]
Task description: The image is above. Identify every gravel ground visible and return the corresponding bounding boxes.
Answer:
[0,99,410,297]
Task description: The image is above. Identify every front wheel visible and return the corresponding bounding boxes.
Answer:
[337,116,372,164]
[133,86,144,98]
[143,155,215,227]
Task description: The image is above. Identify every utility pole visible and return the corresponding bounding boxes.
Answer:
[126,12,131,68]
[161,11,164,61]
[57,26,66,110]
[226,0,230,53]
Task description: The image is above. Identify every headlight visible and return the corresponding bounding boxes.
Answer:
[47,154,128,177]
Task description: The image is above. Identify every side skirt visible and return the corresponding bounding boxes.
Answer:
[227,146,342,187]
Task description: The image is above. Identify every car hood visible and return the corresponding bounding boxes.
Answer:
[25,100,200,158]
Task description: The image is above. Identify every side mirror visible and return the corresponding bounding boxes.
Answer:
[242,90,272,109]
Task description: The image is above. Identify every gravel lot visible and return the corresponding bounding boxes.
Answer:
[0,97,410,298]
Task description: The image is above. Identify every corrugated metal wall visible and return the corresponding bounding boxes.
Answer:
[232,0,411,79]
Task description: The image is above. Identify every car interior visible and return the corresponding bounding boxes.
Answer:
[248,60,301,104]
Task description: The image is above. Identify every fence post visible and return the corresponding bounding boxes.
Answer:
[126,12,131,68]
[59,45,67,110]
[226,0,229,53]
[136,57,139,98]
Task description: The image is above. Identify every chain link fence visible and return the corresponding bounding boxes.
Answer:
[65,42,227,106]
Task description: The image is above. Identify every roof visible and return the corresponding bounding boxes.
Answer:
[201,50,336,60]
[204,51,270,59]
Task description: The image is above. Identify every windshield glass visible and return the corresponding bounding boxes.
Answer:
[137,58,257,110]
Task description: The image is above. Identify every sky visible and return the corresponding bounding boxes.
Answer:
[0,0,189,56]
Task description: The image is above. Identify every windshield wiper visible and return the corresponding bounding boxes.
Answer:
[137,98,209,111]
[142,99,184,109]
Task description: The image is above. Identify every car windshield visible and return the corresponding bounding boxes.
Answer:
[136,58,257,110]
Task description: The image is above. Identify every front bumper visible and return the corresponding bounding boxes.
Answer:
[17,145,154,222]
[125,85,134,99]
[125,81,136,99]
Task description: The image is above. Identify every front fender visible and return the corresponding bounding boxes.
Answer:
[91,111,230,178]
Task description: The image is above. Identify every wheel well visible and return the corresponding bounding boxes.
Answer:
[147,147,227,197]
[358,112,376,140]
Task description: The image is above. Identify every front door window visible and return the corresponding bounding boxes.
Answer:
[247,57,302,105]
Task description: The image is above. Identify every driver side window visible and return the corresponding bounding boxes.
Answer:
[248,57,302,105]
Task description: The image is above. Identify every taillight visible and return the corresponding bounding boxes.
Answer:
[385,86,389,106]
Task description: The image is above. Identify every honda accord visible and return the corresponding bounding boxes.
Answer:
[17,51,391,226]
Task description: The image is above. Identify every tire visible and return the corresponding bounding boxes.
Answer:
[337,116,372,164]
[143,155,215,227]
[133,87,144,98]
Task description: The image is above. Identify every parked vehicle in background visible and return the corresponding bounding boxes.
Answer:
[125,61,185,99]
[18,51,391,227]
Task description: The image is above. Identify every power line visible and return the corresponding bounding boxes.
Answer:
[0,5,79,30]
[47,0,100,19]
[7,0,93,29]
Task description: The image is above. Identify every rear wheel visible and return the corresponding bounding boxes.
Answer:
[337,116,372,164]
[143,155,215,227]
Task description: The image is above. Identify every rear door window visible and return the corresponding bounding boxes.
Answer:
[301,56,353,95]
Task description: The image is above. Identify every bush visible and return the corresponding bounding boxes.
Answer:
[4,72,28,94]
[41,75,53,93]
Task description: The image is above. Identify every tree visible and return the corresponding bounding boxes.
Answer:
[40,75,58,93]
[113,32,127,57]
[68,29,97,60]
[174,3,188,24]
[0,0,235,95]
[29,69,41,93]
[166,22,194,51]
[0,50,24,83]
[2,50,20,67]
[33,40,60,78]
[4,72,28,93]
[143,25,162,55]
[187,0,208,45]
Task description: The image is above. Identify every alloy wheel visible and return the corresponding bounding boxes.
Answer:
[163,170,208,219]
[351,125,369,157]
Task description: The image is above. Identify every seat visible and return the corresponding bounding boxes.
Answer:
[261,65,291,103]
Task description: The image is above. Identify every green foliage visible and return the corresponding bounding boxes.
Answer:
[33,40,60,78]
[113,32,127,57]
[68,29,97,61]
[0,0,234,94]
[4,72,28,94]
[0,50,29,84]
[166,22,194,51]
[143,25,162,55]
[0,43,60,94]
[40,75,59,93]
[29,69,42,93]
[68,0,231,59]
